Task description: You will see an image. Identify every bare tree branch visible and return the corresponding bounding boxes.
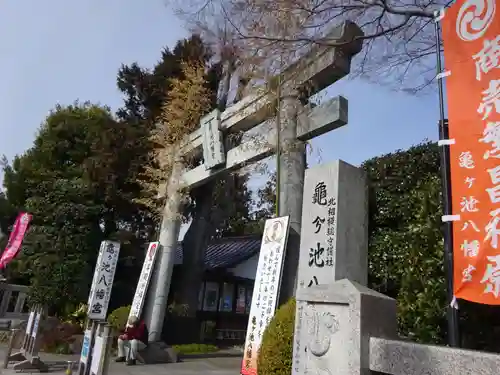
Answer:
[168,0,452,93]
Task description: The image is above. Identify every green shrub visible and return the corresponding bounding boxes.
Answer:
[55,342,72,354]
[0,332,10,344]
[63,303,87,332]
[258,298,295,375]
[172,343,219,354]
[108,305,131,332]
[167,302,190,317]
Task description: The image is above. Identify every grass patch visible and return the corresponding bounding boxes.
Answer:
[172,343,219,355]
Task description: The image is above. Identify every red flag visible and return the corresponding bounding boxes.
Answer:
[0,212,32,269]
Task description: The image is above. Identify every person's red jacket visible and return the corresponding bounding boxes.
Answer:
[124,321,148,344]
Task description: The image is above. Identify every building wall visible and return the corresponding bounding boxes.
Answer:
[165,265,255,345]
[227,253,259,280]
[164,251,260,345]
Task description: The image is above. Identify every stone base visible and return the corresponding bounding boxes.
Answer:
[8,351,27,362]
[137,342,178,364]
[12,356,49,373]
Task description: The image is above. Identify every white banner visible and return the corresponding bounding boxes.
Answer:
[241,216,290,375]
[87,240,120,320]
[87,242,104,306]
[128,242,160,320]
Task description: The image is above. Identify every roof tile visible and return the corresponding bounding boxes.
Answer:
[174,235,262,269]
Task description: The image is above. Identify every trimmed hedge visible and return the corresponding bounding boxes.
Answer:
[108,305,131,332]
[257,298,295,375]
[172,343,219,354]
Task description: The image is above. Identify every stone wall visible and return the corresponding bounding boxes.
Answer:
[370,337,500,375]
[1,317,84,354]
[298,279,500,375]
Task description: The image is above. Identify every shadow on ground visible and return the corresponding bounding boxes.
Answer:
[180,351,243,360]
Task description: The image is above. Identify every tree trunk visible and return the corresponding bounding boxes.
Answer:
[176,181,216,316]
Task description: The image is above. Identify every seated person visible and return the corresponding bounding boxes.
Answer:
[115,316,148,365]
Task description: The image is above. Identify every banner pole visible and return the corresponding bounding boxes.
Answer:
[434,15,460,348]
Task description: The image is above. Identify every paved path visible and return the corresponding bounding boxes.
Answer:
[0,346,242,375]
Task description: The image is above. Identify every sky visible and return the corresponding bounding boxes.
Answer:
[0,0,441,238]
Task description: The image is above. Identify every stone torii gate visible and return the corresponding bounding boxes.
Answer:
[143,20,364,344]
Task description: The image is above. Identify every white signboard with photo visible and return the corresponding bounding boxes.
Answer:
[241,216,290,375]
[87,240,120,320]
[129,241,160,320]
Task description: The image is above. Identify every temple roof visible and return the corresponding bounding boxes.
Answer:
[174,235,262,270]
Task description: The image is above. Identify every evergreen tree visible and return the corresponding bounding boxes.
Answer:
[2,103,154,313]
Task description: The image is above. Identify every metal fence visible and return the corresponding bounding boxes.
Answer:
[0,283,29,321]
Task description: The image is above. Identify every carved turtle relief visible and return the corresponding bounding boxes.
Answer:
[305,305,339,357]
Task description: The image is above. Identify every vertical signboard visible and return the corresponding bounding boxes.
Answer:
[87,241,120,320]
[25,311,35,335]
[240,216,290,375]
[442,0,500,304]
[87,242,104,307]
[80,329,92,366]
[129,242,160,320]
[31,312,41,339]
[202,109,226,169]
[90,335,103,374]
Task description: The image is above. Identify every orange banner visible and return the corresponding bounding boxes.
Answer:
[442,0,499,304]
